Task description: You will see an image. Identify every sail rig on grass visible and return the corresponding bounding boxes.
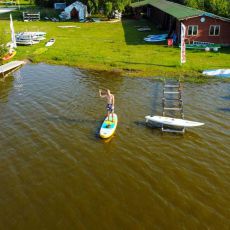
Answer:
[10,14,17,49]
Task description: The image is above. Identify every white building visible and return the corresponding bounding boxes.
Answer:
[59,1,88,21]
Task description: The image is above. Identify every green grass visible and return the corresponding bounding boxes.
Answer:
[0,9,230,81]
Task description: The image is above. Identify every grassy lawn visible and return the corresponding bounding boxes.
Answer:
[0,9,230,80]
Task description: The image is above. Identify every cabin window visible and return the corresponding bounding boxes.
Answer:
[209,25,220,36]
[187,25,198,36]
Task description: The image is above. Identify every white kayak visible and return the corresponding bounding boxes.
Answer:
[145,115,204,127]
[100,113,118,138]
[45,38,55,47]
[202,69,230,78]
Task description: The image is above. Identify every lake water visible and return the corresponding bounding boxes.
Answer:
[0,63,229,229]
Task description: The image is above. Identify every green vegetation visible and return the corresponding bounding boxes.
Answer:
[0,11,230,80]
[34,0,131,14]
[185,0,230,18]
[0,28,8,57]
[104,2,113,19]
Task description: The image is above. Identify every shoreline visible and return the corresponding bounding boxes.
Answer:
[0,16,229,82]
[20,60,230,83]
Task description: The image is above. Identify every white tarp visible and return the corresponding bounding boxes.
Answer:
[59,1,87,20]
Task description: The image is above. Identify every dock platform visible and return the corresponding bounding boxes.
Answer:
[0,61,25,78]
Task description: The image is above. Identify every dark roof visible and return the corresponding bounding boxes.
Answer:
[131,0,230,22]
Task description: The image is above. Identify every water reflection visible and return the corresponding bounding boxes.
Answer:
[0,75,14,102]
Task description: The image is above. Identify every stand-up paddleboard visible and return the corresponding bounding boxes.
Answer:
[100,113,118,138]
[145,115,204,127]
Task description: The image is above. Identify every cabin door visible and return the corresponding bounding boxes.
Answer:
[70,7,79,20]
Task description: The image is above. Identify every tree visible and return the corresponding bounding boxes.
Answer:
[0,29,8,58]
[185,0,200,9]
[113,0,131,12]
[104,1,113,19]
[88,0,99,15]
[205,0,230,17]
[173,0,230,17]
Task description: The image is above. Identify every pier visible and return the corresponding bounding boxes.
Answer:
[0,61,25,78]
[162,78,185,133]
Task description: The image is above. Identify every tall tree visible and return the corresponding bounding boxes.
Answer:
[104,1,113,18]
[88,0,99,14]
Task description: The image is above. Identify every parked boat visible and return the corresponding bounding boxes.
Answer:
[45,38,55,47]
[2,50,16,61]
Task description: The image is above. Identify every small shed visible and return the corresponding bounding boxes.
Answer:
[59,1,87,21]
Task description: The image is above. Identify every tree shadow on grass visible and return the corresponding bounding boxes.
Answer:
[121,18,166,46]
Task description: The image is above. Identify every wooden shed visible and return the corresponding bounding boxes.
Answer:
[131,0,230,45]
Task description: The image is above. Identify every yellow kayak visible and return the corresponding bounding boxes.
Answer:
[2,50,16,61]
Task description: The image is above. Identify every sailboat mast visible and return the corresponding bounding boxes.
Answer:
[10,14,17,48]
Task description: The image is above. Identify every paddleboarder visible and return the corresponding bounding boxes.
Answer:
[99,89,115,122]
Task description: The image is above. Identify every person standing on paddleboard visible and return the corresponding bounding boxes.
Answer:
[99,89,115,122]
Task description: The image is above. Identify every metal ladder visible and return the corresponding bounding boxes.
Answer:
[161,78,185,134]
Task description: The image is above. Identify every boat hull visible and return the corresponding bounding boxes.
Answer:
[2,50,16,61]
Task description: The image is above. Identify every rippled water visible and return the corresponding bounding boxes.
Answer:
[0,64,229,229]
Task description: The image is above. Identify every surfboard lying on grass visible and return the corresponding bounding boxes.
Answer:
[45,38,55,47]
[144,34,167,42]
[100,113,118,138]
[202,69,230,78]
[145,115,204,128]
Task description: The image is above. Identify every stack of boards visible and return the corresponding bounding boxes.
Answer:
[100,113,118,139]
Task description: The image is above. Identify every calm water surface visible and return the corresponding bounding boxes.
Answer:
[0,64,229,229]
